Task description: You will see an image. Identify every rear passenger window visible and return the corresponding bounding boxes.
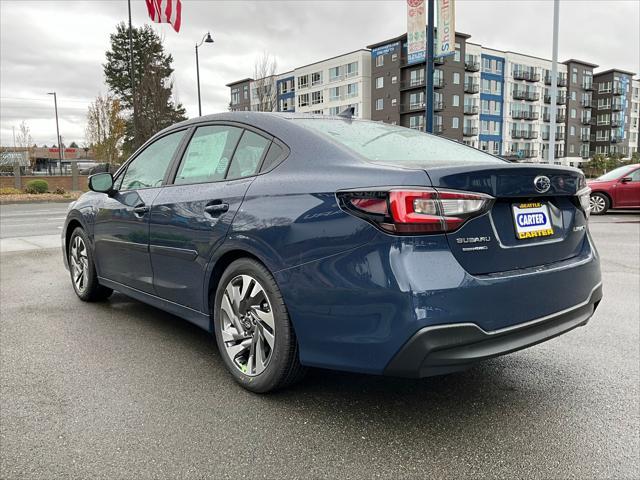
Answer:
[226,130,270,180]
[174,125,242,185]
[260,142,285,172]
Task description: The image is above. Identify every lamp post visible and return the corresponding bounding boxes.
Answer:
[195,32,214,117]
[47,91,62,174]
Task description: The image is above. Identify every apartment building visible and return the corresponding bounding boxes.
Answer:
[590,69,636,158]
[227,50,371,119]
[227,35,636,165]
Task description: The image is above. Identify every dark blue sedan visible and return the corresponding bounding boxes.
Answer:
[62,112,602,393]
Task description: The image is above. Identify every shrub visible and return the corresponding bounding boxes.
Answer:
[0,187,22,195]
[54,187,66,195]
[24,179,49,194]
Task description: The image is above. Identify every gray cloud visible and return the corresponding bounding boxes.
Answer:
[1,0,638,146]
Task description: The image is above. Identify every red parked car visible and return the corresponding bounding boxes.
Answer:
[588,164,640,214]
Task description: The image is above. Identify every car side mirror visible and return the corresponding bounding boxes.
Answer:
[88,172,114,193]
[620,176,633,183]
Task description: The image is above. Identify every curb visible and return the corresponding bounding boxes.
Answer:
[0,199,77,205]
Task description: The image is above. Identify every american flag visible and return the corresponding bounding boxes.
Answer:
[145,0,182,33]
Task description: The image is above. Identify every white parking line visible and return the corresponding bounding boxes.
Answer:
[0,234,61,253]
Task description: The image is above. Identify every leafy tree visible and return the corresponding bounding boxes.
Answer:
[103,23,186,155]
[69,141,79,148]
[85,94,126,166]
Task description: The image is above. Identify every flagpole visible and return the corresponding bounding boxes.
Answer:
[425,0,435,133]
[128,0,137,144]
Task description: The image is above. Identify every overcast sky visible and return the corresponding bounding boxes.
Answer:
[1,0,638,146]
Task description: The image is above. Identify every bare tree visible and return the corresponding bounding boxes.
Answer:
[253,52,278,112]
[15,121,34,170]
[86,94,126,166]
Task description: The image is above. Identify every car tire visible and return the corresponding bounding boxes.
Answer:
[68,227,113,302]
[589,193,610,215]
[213,258,306,393]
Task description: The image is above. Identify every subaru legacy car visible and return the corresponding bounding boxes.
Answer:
[62,112,602,393]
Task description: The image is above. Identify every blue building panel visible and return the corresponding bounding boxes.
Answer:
[276,76,295,112]
[479,54,506,152]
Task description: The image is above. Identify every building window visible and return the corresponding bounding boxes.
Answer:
[311,72,322,86]
[452,117,459,129]
[482,58,491,72]
[376,77,384,89]
[571,91,576,101]
[376,98,384,110]
[570,108,576,119]
[231,88,240,105]
[298,94,309,107]
[346,83,358,98]
[391,76,398,84]
[311,90,323,105]
[570,144,575,154]
[330,86,340,101]
[391,98,397,106]
[452,95,459,107]
[376,55,384,67]
[329,66,341,82]
[392,53,398,62]
[570,126,575,136]
[409,115,424,130]
[454,43,461,62]
[346,62,358,77]
[298,75,309,90]
[243,86,249,99]
[453,72,460,85]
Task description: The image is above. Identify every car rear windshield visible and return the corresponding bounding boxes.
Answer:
[294,118,505,167]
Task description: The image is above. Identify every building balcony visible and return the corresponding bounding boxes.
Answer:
[511,130,538,140]
[610,118,622,127]
[541,131,565,141]
[543,112,566,122]
[581,116,592,125]
[512,110,539,120]
[433,76,445,89]
[433,101,444,111]
[399,101,443,114]
[544,74,567,87]
[464,82,479,94]
[400,78,425,90]
[513,71,541,82]
[580,133,590,142]
[463,126,479,137]
[464,60,480,72]
[463,104,479,115]
[611,136,620,143]
[513,90,540,101]
[612,85,624,95]
[611,101,623,111]
[544,93,566,104]
[581,98,592,108]
[582,80,594,91]
[510,149,538,159]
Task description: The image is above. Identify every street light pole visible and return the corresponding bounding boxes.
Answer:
[425,0,435,133]
[48,91,62,174]
[195,32,214,117]
[548,0,560,164]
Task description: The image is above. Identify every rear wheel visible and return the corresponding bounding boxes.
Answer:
[589,193,610,215]
[68,227,113,301]
[213,258,306,393]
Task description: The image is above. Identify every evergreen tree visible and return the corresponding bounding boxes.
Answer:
[103,22,186,155]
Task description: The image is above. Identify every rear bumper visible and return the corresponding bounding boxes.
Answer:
[384,283,602,378]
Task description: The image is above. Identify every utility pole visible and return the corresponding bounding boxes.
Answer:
[47,91,62,174]
[425,0,435,133]
[548,0,560,164]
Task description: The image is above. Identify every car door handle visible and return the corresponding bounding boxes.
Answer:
[204,202,229,216]
[133,204,150,216]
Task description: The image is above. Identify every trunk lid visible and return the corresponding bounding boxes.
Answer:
[426,164,589,275]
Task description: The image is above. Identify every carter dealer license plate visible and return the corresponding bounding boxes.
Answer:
[512,202,554,240]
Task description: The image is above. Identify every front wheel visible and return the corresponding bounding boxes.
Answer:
[213,258,306,393]
[68,227,113,302]
[589,193,610,215]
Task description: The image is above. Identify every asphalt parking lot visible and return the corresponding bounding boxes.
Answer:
[1,207,638,479]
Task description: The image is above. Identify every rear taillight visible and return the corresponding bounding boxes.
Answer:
[337,188,494,235]
[576,186,591,219]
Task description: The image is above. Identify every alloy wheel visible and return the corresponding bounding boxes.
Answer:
[219,274,275,376]
[69,235,89,294]
[589,195,606,214]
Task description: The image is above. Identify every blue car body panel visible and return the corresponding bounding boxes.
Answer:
[62,112,602,377]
